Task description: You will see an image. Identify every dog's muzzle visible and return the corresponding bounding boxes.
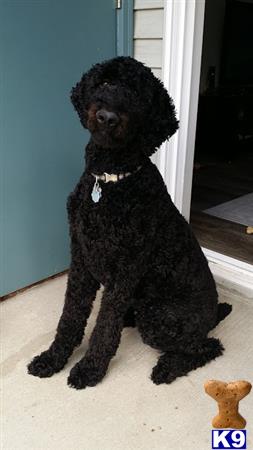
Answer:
[96,109,120,128]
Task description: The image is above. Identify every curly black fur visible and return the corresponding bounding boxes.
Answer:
[28,57,232,389]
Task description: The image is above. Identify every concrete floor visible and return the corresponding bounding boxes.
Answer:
[1,274,253,450]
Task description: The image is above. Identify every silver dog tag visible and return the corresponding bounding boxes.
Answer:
[91,178,102,203]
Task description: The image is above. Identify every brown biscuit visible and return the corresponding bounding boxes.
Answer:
[246,226,253,234]
[204,380,252,429]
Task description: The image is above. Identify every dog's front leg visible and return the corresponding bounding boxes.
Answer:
[67,284,131,389]
[28,236,99,378]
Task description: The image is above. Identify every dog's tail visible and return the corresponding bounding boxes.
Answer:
[216,302,232,326]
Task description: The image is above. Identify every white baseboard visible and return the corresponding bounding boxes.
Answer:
[204,248,253,300]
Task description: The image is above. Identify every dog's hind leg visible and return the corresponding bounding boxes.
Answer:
[136,294,224,385]
[151,337,224,385]
[28,237,99,378]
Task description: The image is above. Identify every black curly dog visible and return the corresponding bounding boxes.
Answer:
[28,57,232,389]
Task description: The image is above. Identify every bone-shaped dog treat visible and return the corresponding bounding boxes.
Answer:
[204,380,252,429]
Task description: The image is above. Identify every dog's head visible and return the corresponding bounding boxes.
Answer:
[71,56,178,156]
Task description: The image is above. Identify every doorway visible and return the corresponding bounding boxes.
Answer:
[190,0,253,266]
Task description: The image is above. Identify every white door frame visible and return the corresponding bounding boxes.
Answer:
[158,0,253,285]
[158,0,205,220]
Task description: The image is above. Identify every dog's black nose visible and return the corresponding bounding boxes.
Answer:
[96,109,119,127]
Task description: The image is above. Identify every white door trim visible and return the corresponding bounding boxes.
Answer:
[204,248,253,274]
[206,248,253,299]
[158,0,205,220]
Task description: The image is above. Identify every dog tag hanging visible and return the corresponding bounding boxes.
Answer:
[91,177,102,203]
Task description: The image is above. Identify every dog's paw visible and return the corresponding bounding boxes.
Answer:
[67,362,105,390]
[151,364,175,385]
[27,350,65,378]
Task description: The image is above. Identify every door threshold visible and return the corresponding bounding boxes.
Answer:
[204,248,253,300]
[0,270,68,302]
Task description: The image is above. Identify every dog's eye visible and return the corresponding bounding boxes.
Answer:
[103,81,109,86]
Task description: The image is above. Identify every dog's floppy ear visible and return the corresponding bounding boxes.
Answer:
[70,74,88,128]
[143,77,179,154]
